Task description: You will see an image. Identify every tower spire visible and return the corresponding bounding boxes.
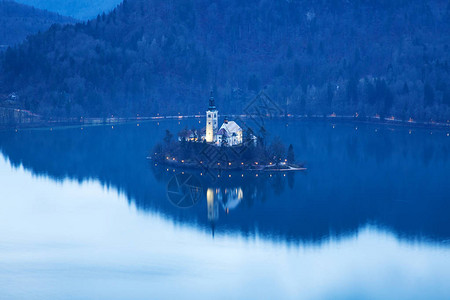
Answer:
[208,91,216,111]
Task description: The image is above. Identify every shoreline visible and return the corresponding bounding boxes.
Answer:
[149,158,307,172]
[1,113,450,131]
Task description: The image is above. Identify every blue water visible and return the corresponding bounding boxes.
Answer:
[0,119,449,299]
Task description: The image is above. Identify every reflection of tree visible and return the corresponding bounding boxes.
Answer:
[288,172,295,189]
[271,174,285,196]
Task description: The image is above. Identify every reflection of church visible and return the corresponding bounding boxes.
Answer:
[202,93,243,146]
[207,187,244,222]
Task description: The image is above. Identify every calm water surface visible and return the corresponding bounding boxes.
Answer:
[0,119,449,299]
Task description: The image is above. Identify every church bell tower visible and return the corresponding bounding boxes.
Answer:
[206,92,218,143]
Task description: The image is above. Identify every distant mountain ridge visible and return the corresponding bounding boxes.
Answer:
[0,0,75,46]
[15,0,121,19]
[0,0,449,120]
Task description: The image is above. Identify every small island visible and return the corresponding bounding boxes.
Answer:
[150,93,306,172]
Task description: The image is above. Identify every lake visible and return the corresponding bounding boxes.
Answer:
[0,119,449,299]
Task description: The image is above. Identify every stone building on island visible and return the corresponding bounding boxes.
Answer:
[177,93,247,146]
[203,93,243,147]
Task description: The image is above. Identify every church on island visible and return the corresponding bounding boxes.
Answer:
[160,92,304,171]
[204,93,243,147]
[178,93,245,147]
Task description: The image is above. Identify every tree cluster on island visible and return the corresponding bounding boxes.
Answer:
[0,0,449,121]
[151,129,301,170]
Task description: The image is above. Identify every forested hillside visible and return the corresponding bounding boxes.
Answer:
[0,0,75,46]
[1,0,449,120]
[15,0,120,19]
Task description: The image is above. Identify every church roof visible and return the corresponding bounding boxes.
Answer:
[219,121,242,134]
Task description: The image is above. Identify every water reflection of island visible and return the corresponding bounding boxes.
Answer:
[1,121,449,244]
[153,161,298,236]
[153,161,295,226]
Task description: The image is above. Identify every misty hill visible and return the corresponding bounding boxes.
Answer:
[0,0,75,47]
[1,0,449,120]
[15,0,121,20]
